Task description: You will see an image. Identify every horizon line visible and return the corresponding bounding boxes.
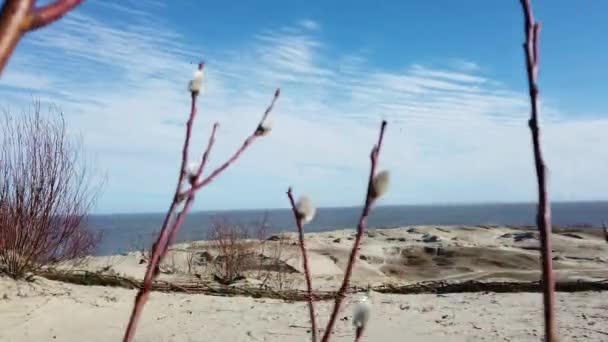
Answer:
[90,199,608,216]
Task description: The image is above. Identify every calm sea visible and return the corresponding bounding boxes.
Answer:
[89,201,608,256]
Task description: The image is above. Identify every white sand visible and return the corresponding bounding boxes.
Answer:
[1,277,607,341]
[1,225,607,341]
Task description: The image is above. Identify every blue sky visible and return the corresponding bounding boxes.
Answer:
[1,0,607,214]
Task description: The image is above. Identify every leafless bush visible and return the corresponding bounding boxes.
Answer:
[203,214,299,288]
[207,218,257,284]
[258,236,297,291]
[0,102,101,279]
[185,247,197,274]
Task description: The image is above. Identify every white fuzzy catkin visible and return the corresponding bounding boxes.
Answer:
[295,195,316,224]
[188,69,204,93]
[353,291,372,329]
[185,161,200,183]
[371,170,390,199]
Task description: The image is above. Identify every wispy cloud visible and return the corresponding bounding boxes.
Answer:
[298,19,321,31]
[1,2,606,213]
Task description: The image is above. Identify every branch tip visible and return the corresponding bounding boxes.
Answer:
[320,120,387,342]
[30,0,84,30]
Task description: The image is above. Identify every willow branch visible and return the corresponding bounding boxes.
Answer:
[29,0,83,29]
[287,187,318,342]
[0,0,84,75]
[123,64,205,342]
[161,123,219,257]
[123,80,279,342]
[320,120,387,342]
[520,1,556,341]
[354,327,364,342]
[181,88,280,198]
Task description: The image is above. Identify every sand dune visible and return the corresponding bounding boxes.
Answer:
[1,225,607,341]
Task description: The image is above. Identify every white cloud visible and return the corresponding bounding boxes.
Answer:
[1,2,606,213]
[451,60,481,72]
[298,19,320,31]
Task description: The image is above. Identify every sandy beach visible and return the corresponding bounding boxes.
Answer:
[2,225,608,341]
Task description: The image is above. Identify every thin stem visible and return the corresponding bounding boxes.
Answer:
[354,327,364,342]
[161,193,196,258]
[519,1,556,341]
[195,123,220,182]
[256,88,280,133]
[320,120,387,342]
[162,123,219,257]
[287,187,318,342]
[123,73,202,342]
[188,135,258,193]
[182,88,280,197]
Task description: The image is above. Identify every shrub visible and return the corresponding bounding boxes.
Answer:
[207,218,258,284]
[0,102,101,279]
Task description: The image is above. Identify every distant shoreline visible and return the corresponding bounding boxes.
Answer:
[89,202,608,256]
[91,200,608,216]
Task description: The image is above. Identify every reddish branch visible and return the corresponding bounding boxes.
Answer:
[183,88,280,197]
[0,101,100,278]
[122,63,205,342]
[0,0,84,75]
[161,123,220,258]
[320,120,387,342]
[519,1,556,341]
[286,188,318,342]
[122,62,280,341]
[354,328,364,342]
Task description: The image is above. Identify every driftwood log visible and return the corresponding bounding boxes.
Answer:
[38,270,608,301]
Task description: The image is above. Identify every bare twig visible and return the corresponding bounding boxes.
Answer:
[320,120,387,342]
[182,88,281,197]
[0,0,84,75]
[519,1,556,341]
[122,61,280,341]
[161,123,219,257]
[28,0,83,29]
[287,188,318,342]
